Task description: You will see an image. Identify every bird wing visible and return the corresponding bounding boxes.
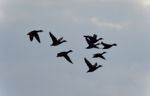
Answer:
[93,34,97,39]
[84,35,92,38]
[34,34,41,43]
[84,35,94,42]
[29,35,33,42]
[85,37,92,45]
[84,58,92,69]
[100,56,106,60]
[64,55,73,64]
[49,32,57,42]
[58,37,63,41]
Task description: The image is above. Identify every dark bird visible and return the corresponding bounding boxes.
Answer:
[101,42,117,49]
[27,30,43,43]
[49,32,67,46]
[84,34,103,43]
[93,52,107,60]
[84,58,102,73]
[57,50,73,64]
[85,37,100,49]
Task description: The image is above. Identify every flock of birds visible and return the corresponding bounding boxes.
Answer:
[27,30,117,73]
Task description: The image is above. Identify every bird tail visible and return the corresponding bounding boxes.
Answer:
[93,55,96,58]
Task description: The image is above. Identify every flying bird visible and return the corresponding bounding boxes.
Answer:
[101,42,117,49]
[57,50,73,64]
[49,32,67,46]
[85,37,100,49]
[27,30,43,43]
[93,52,107,60]
[84,34,103,43]
[84,58,102,73]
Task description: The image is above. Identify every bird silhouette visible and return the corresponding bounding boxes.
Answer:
[101,42,117,49]
[84,34,103,43]
[27,30,43,43]
[84,58,102,73]
[49,32,67,46]
[85,37,100,49]
[93,52,107,60]
[57,50,73,64]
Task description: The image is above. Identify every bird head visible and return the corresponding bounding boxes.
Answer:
[99,38,103,40]
[38,30,43,32]
[63,40,67,42]
[103,52,107,54]
[68,50,73,53]
[97,65,103,68]
[83,35,88,38]
[113,43,117,46]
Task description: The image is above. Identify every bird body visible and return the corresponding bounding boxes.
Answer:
[93,52,106,60]
[57,50,73,64]
[86,43,100,49]
[49,32,67,46]
[85,37,100,49]
[27,30,43,43]
[84,58,102,73]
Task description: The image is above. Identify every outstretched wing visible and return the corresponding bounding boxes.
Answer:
[100,56,106,60]
[84,35,92,38]
[84,35,94,42]
[85,37,92,45]
[84,58,92,69]
[58,37,63,41]
[29,35,33,42]
[49,32,57,42]
[64,55,73,64]
[93,34,97,39]
[34,34,41,43]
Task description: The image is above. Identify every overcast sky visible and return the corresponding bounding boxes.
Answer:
[0,0,150,96]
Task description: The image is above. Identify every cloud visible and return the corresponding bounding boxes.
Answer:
[142,0,150,6]
[0,0,5,23]
[90,17,123,30]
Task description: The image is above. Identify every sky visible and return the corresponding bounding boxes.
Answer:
[0,0,150,96]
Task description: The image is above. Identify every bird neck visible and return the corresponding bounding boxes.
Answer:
[102,52,106,54]
[113,44,117,46]
[68,50,72,53]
